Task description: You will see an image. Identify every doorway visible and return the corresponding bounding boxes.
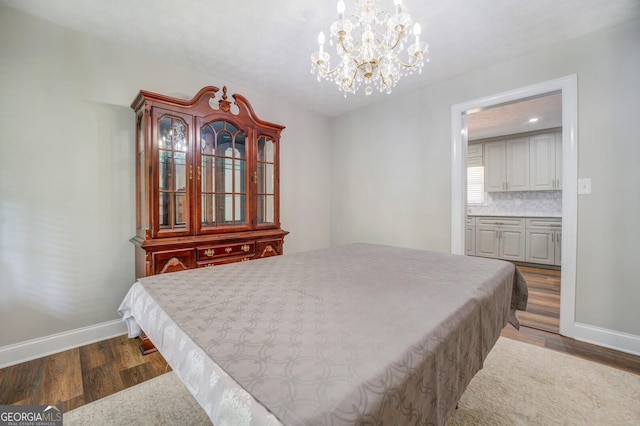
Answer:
[467,93,562,333]
[450,75,578,339]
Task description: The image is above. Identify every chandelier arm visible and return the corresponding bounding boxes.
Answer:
[395,56,423,68]
[380,71,390,87]
[318,60,348,76]
[342,58,361,91]
[338,36,357,56]
[384,29,404,51]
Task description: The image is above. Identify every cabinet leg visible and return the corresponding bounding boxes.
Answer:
[138,332,158,355]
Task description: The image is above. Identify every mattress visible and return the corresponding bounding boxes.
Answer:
[118,243,527,425]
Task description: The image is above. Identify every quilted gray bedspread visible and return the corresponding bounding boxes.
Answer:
[119,243,527,425]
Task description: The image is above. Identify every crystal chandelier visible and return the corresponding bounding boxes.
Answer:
[311,0,429,96]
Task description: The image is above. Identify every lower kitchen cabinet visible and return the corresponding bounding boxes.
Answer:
[468,216,561,266]
[474,217,526,262]
[525,218,562,266]
[465,217,476,256]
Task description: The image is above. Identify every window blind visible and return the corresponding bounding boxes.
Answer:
[467,166,485,205]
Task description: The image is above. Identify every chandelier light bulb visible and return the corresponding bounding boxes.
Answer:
[337,0,346,18]
[318,31,325,52]
[393,0,402,14]
[413,22,421,44]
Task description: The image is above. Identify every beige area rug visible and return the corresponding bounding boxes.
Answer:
[64,372,212,426]
[65,337,639,425]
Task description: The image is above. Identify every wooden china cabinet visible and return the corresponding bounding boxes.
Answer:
[131,86,288,353]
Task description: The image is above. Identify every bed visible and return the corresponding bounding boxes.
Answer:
[118,243,527,425]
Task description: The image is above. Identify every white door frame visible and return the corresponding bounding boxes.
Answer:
[450,75,578,338]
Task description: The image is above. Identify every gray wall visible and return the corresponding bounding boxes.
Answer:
[0,6,331,347]
[330,20,640,339]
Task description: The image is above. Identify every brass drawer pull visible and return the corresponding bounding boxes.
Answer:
[204,248,215,257]
[241,244,250,252]
[225,247,232,253]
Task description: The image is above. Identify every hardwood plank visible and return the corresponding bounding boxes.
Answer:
[79,339,117,371]
[0,357,44,405]
[82,364,123,403]
[111,334,147,372]
[517,265,560,333]
[40,347,83,405]
[120,362,160,389]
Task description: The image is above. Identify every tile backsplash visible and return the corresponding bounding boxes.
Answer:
[468,191,562,217]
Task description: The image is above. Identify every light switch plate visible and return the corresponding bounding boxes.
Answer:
[578,178,592,194]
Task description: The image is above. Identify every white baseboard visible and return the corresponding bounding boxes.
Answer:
[572,322,640,356]
[0,320,128,369]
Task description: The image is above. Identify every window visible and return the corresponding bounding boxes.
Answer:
[467,165,485,205]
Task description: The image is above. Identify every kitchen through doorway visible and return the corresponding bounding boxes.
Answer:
[465,92,565,334]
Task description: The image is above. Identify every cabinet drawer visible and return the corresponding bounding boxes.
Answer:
[197,242,255,260]
[197,255,253,268]
[476,217,524,228]
[526,218,562,229]
[152,249,195,275]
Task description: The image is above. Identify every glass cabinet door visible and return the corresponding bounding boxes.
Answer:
[257,135,276,225]
[157,115,190,233]
[200,120,247,229]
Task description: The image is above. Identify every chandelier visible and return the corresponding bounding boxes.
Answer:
[311,0,429,96]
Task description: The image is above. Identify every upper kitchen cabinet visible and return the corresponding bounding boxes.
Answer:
[482,130,561,193]
[529,132,562,190]
[484,137,529,192]
[130,86,288,279]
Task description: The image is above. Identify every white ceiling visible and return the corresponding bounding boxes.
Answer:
[1,0,639,119]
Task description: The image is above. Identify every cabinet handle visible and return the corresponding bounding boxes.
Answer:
[197,166,201,181]
[551,233,554,243]
[189,165,193,180]
[204,248,215,257]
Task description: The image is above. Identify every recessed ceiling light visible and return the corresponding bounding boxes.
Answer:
[529,117,539,123]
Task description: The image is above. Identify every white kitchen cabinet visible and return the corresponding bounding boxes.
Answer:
[555,133,562,190]
[525,218,562,266]
[529,132,562,190]
[506,138,529,191]
[484,138,529,192]
[465,217,476,256]
[475,217,525,262]
[484,142,506,192]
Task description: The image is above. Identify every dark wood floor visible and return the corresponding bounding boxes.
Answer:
[515,265,560,334]
[1,265,638,412]
[0,335,170,412]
